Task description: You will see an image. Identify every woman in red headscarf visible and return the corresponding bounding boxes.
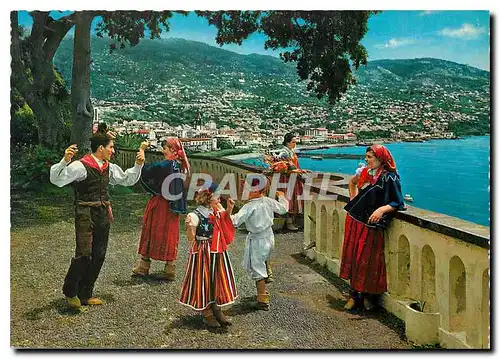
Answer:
[132,137,190,280]
[339,145,405,311]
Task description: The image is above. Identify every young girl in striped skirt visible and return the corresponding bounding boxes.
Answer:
[178,183,238,327]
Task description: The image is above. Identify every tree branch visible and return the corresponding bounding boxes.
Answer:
[43,12,79,61]
[29,11,55,91]
[29,11,48,51]
[44,11,104,62]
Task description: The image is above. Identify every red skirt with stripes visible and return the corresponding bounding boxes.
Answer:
[339,214,387,294]
[178,240,238,311]
[137,196,180,262]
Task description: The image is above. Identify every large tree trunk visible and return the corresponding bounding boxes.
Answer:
[11,11,73,150]
[30,95,66,148]
[70,12,94,155]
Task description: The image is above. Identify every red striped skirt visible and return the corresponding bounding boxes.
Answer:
[137,196,180,261]
[178,240,238,311]
[339,214,387,294]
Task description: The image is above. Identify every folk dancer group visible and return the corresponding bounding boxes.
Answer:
[50,126,404,326]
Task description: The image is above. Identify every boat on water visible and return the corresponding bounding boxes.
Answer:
[404,194,414,203]
[310,156,323,160]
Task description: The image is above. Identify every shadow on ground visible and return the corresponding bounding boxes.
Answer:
[23,293,117,321]
[290,251,406,342]
[168,315,230,334]
[112,274,177,287]
[224,297,259,317]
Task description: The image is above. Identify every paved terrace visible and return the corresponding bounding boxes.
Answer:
[11,191,411,349]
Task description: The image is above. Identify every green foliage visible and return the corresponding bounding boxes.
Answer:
[114,132,146,150]
[11,87,38,149]
[356,130,392,140]
[11,103,38,148]
[218,139,235,150]
[11,146,64,190]
[396,124,422,132]
[197,10,378,104]
[94,11,187,51]
[11,53,72,149]
[448,119,490,136]
[109,185,134,195]
[326,122,342,131]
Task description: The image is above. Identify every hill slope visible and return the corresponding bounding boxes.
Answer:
[54,37,490,135]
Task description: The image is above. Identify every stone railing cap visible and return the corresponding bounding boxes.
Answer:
[311,183,490,249]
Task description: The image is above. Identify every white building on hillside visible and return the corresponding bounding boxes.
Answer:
[305,127,328,139]
[181,138,218,152]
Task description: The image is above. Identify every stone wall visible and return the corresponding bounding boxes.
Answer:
[303,186,489,349]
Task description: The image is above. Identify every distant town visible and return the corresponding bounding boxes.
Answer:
[97,98,461,153]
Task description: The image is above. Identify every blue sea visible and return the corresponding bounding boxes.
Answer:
[243,136,490,227]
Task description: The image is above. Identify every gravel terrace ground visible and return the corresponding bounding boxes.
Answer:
[11,187,412,349]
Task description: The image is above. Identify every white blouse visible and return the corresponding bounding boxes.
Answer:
[50,154,143,187]
[231,196,288,234]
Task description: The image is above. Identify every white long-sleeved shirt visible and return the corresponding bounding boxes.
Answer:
[50,154,143,187]
[231,196,289,234]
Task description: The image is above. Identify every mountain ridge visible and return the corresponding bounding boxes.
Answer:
[53,36,490,136]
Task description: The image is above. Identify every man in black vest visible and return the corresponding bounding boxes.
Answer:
[50,124,147,311]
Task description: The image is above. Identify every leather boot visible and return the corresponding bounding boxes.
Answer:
[253,279,270,310]
[285,217,299,231]
[202,308,221,328]
[213,307,232,326]
[254,292,270,311]
[132,258,151,276]
[157,262,175,280]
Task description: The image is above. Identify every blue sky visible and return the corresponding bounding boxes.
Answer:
[17,10,490,70]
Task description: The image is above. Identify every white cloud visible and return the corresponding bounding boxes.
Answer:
[375,38,415,49]
[438,23,487,39]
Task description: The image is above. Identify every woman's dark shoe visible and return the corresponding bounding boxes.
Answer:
[363,297,375,311]
[217,311,233,327]
[285,217,299,231]
[203,316,221,328]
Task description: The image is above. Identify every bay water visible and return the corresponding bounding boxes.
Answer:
[243,136,490,226]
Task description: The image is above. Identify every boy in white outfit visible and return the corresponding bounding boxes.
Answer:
[227,177,288,310]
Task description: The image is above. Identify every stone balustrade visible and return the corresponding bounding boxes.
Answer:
[303,183,490,349]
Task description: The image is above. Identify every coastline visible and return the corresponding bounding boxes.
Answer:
[222,135,488,160]
[295,135,474,152]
